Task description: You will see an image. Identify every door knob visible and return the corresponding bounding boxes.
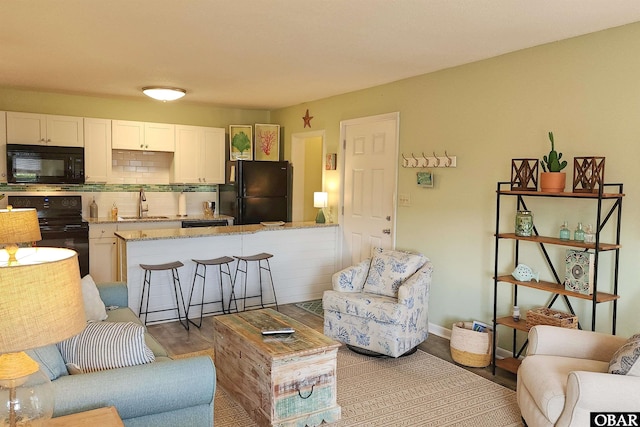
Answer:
[386,216,391,221]
[382,229,391,234]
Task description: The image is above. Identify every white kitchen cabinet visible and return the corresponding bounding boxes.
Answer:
[144,122,175,152]
[0,112,6,183]
[89,223,118,283]
[6,112,84,147]
[171,125,225,184]
[112,120,175,152]
[203,127,226,184]
[84,118,112,183]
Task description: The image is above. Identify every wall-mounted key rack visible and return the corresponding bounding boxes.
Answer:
[401,151,457,168]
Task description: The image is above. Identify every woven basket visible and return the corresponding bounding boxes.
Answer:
[450,321,493,368]
[526,307,578,329]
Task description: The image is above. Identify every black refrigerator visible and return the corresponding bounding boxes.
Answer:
[218,160,292,225]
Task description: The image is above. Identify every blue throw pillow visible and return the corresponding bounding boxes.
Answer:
[25,344,69,381]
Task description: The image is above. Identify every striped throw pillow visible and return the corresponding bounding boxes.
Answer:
[57,321,155,374]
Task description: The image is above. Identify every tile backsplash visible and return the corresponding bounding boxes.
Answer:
[111,150,173,184]
[0,186,217,219]
[83,190,218,219]
[0,148,221,218]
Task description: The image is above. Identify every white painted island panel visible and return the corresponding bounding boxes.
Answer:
[117,223,339,324]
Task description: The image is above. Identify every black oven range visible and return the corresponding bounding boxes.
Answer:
[8,195,89,277]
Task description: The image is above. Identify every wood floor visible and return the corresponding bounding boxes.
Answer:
[147,303,518,391]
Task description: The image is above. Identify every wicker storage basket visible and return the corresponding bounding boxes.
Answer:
[450,321,493,368]
[526,307,578,329]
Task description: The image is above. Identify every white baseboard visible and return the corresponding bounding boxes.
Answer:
[428,322,516,361]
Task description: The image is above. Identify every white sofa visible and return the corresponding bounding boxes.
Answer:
[517,325,639,427]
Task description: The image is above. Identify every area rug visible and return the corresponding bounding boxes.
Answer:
[204,346,522,427]
[295,299,324,317]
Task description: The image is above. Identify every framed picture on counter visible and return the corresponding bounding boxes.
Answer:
[229,125,253,160]
[254,124,280,161]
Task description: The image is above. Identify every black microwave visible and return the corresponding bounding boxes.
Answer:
[6,144,85,185]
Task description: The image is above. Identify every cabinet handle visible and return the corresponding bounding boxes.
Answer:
[46,138,51,143]
[382,229,391,234]
[140,144,144,148]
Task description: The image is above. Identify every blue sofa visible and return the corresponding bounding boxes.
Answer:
[28,282,216,426]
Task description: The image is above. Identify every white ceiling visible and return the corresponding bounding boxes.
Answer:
[2,1,640,110]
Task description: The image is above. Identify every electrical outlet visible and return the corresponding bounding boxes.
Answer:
[398,193,411,207]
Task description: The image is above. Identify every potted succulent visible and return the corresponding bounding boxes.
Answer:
[540,131,567,193]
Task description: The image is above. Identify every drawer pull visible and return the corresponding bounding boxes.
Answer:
[297,384,315,399]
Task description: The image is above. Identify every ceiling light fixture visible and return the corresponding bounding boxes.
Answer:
[142,87,186,102]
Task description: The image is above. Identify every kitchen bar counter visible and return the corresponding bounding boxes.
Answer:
[115,222,340,322]
[115,221,337,241]
[85,214,233,224]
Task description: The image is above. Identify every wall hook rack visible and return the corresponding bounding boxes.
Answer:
[401,151,457,168]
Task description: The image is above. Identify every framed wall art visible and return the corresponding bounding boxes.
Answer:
[254,124,280,161]
[417,171,433,188]
[229,125,253,160]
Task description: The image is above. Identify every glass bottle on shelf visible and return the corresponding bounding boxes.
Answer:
[512,305,520,322]
[559,221,570,240]
[574,222,585,242]
[584,224,596,243]
[515,210,533,237]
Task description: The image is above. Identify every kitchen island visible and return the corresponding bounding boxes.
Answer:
[115,222,339,323]
[87,214,234,283]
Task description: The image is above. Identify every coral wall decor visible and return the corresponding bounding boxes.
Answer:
[254,124,280,161]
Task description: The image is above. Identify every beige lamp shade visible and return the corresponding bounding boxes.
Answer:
[0,247,85,355]
[0,208,41,245]
[313,192,328,208]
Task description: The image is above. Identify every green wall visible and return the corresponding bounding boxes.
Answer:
[304,136,323,221]
[0,86,269,127]
[272,22,640,342]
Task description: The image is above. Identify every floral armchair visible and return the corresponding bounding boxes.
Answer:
[322,248,433,357]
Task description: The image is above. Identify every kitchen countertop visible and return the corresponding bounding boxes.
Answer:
[85,214,234,224]
[115,221,338,241]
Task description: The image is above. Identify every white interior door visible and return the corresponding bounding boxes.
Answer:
[340,113,399,268]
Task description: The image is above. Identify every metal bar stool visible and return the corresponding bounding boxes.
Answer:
[187,256,234,328]
[139,261,189,330]
[229,253,278,312]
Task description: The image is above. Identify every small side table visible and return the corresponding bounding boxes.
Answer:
[48,407,124,427]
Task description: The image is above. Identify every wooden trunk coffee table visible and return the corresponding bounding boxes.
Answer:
[213,308,341,427]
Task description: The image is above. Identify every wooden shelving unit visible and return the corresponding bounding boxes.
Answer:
[492,182,624,375]
[494,275,620,303]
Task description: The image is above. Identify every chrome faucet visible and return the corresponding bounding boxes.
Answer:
[138,188,148,218]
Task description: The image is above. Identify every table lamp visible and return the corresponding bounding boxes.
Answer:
[0,208,41,263]
[313,192,328,224]
[0,247,86,427]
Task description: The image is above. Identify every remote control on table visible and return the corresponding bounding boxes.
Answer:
[261,328,295,335]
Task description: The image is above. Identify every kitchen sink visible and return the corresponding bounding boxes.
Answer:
[117,216,170,221]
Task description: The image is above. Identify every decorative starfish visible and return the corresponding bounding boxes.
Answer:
[302,109,314,128]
